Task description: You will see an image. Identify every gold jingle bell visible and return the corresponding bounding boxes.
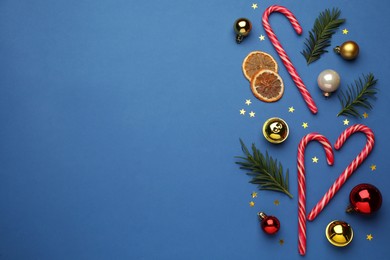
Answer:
[262,117,289,144]
[334,41,360,60]
[233,18,252,44]
[325,220,354,247]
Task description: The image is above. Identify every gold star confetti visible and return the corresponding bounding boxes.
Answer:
[288,106,295,113]
[363,112,369,118]
[251,3,258,9]
[343,119,350,125]
[342,28,349,34]
[370,164,377,171]
[245,99,252,106]
[279,239,284,245]
[302,122,308,129]
[259,35,265,41]
[249,201,255,207]
[251,192,258,198]
[274,200,280,206]
[312,157,319,163]
[249,111,255,117]
[366,234,373,241]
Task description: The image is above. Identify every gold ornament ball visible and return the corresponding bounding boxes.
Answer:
[325,220,354,247]
[334,41,360,60]
[262,117,289,144]
[233,18,252,43]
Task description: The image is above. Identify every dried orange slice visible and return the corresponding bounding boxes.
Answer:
[242,51,278,81]
[250,69,284,102]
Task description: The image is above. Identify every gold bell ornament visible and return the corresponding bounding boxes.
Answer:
[334,41,360,60]
[325,220,354,247]
[233,18,252,44]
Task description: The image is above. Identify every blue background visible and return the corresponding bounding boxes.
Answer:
[0,0,389,259]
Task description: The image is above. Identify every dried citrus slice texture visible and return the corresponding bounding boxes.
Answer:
[250,69,284,102]
[242,51,278,81]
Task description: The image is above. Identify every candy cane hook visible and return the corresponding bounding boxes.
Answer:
[297,133,334,255]
[307,124,375,221]
[262,5,318,114]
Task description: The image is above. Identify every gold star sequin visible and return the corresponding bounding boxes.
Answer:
[302,122,308,129]
[259,35,265,41]
[342,28,349,34]
[363,112,369,118]
[240,109,246,115]
[279,239,284,245]
[249,111,255,117]
[370,164,377,171]
[366,234,373,241]
[288,106,295,113]
[245,99,252,106]
[274,200,280,206]
[312,157,319,163]
[343,119,350,125]
[251,3,258,9]
[251,192,258,198]
[249,201,255,207]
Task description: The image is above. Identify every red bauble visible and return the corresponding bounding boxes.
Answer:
[347,183,382,214]
[258,212,280,235]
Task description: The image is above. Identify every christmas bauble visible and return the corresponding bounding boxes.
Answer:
[317,69,340,97]
[262,117,289,144]
[334,41,360,60]
[325,220,353,247]
[258,212,280,235]
[346,183,382,214]
[233,18,252,44]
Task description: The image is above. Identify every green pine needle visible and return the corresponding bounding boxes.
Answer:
[235,139,292,198]
[337,73,378,118]
[302,8,345,65]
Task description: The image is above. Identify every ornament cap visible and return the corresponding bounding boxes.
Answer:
[345,204,355,213]
[235,34,244,44]
[257,212,267,220]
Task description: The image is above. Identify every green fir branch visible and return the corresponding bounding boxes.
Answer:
[235,139,292,198]
[337,73,378,118]
[302,8,345,65]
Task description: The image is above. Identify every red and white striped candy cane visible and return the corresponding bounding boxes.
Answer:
[297,133,334,255]
[262,5,318,114]
[307,124,375,221]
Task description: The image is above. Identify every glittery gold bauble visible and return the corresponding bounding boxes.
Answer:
[334,41,360,60]
[233,18,252,44]
[325,220,354,247]
[262,117,289,144]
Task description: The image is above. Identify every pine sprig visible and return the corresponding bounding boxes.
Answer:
[235,139,292,198]
[302,8,345,65]
[337,73,378,118]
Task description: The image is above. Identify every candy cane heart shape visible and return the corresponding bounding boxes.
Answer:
[307,124,375,221]
[262,5,318,114]
[297,133,334,255]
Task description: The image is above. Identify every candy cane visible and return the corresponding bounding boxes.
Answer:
[297,133,334,255]
[262,5,318,114]
[307,124,375,221]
